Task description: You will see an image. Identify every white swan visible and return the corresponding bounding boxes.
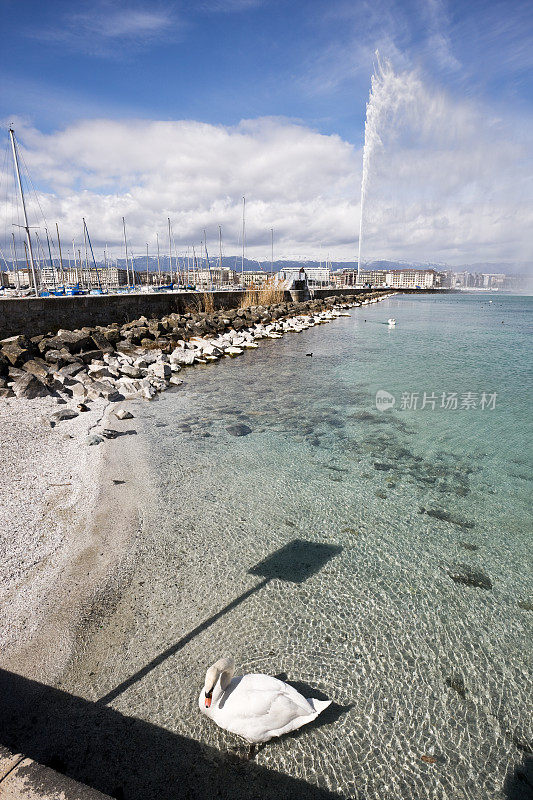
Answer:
[387,318,396,326]
[199,657,331,744]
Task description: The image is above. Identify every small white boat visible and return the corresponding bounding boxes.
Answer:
[387,318,396,326]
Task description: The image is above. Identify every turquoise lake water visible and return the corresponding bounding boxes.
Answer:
[66,292,532,799]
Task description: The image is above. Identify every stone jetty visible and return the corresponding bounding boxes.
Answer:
[0,292,392,406]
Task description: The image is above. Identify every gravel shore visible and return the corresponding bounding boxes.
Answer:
[0,394,146,683]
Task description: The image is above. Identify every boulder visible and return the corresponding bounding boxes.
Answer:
[170,348,196,366]
[148,361,171,380]
[86,380,122,401]
[115,409,133,420]
[0,354,9,376]
[70,382,89,400]
[22,359,52,382]
[44,349,67,366]
[116,377,143,396]
[80,349,106,364]
[47,330,93,354]
[12,373,50,399]
[119,363,143,378]
[48,408,79,427]
[91,332,114,353]
[1,339,30,366]
[56,362,85,379]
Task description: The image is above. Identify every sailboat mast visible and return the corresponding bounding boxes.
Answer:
[270,227,274,275]
[83,218,89,287]
[219,225,223,284]
[168,218,172,285]
[146,242,149,288]
[56,223,65,286]
[11,233,20,289]
[241,196,245,278]
[156,232,161,286]
[45,228,56,289]
[122,217,131,288]
[9,128,38,296]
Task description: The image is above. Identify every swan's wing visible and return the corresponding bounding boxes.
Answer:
[222,675,314,720]
[212,674,321,743]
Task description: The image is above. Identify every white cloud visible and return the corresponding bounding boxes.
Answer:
[29,2,179,57]
[199,0,264,12]
[2,65,532,268]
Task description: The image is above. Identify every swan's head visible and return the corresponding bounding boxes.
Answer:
[203,657,235,708]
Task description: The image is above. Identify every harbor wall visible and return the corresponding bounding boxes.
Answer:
[0,288,448,339]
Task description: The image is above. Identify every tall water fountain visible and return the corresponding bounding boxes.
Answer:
[357,53,395,274]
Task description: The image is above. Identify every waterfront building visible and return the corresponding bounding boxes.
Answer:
[39,266,131,289]
[277,266,330,286]
[195,268,238,288]
[240,270,271,287]
[385,269,437,288]
[355,270,388,287]
[482,273,506,289]
[7,268,34,288]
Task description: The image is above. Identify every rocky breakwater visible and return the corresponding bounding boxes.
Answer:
[0,293,387,412]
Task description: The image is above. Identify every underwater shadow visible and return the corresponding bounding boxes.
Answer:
[99,540,342,705]
[274,673,354,734]
[503,756,533,800]
[0,669,349,800]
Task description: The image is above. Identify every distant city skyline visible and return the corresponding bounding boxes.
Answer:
[1,0,532,268]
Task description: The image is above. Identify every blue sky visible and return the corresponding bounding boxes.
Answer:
[2,0,531,140]
[1,0,532,265]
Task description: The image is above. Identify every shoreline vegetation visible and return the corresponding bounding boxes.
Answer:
[1,291,394,682]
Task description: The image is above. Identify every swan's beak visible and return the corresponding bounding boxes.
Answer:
[205,691,212,708]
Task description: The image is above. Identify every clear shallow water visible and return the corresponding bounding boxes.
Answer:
[65,293,532,799]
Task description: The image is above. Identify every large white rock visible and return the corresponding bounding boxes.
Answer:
[148,361,171,379]
[170,348,196,366]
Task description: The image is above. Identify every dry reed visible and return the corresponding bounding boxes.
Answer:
[239,277,284,308]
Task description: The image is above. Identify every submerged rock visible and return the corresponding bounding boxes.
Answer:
[447,563,492,590]
[374,462,393,471]
[226,423,252,436]
[459,541,479,551]
[420,507,475,529]
[518,600,533,611]
[445,674,467,698]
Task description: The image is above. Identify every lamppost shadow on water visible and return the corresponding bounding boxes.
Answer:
[0,540,347,800]
[99,539,342,705]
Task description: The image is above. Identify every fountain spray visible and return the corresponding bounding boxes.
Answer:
[357,52,391,274]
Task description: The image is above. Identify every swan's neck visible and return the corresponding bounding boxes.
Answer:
[218,665,234,692]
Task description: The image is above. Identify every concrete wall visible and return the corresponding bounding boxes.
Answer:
[0,287,447,339]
